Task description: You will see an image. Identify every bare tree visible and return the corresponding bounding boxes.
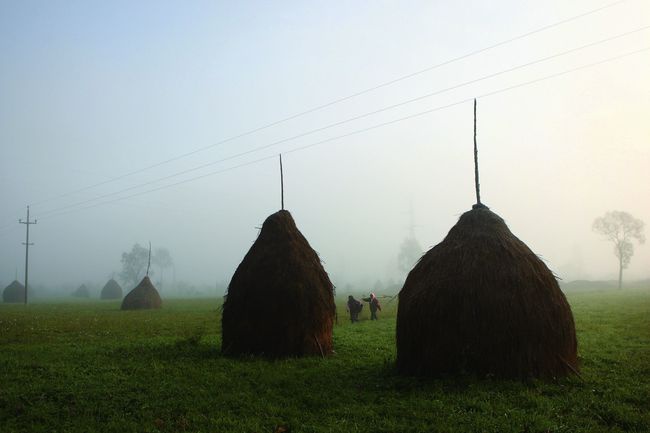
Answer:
[120,243,150,287]
[593,211,645,289]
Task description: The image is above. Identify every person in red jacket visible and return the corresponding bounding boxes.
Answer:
[362,292,382,320]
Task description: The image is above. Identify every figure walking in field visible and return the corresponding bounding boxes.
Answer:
[363,292,382,320]
[346,295,363,323]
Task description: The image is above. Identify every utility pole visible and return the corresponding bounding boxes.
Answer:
[19,205,36,305]
[407,202,417,238]
[403,201,419,239]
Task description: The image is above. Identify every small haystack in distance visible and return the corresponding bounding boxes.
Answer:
[222,210,336,358]
[121,276,162,310]
[72,284,90,298]
[100,278,123,300]
[3,280,25,303]
[396,204,578,378]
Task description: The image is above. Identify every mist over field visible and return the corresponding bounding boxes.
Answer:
[1,1,649,297]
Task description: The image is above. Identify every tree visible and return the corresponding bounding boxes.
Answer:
[152,248,173,289]
[593,211,645,289]
[398,236,423,275]
[120,243,150,287]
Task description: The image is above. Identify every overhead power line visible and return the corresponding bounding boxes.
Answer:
[39,154,279,220]
[33,26,650,218]
[27,0,630,208]
[37,45,650,221]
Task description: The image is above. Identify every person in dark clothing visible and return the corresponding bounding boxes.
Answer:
[362,292,382,320]
[346,295,363,323]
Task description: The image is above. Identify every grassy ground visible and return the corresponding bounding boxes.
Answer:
[0,289,648,433]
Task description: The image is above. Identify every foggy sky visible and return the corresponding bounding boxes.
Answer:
[1,0,649,293]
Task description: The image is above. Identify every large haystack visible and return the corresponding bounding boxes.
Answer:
[222,210,335,358]
[72,284,90,298]
[3,280,25,303]
[396,204,578,378]
[121,276,162,310]
[100,278,123,300]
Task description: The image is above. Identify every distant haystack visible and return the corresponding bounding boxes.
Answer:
[72,284,90,298]
[121,276,162,310]
[396,205,578,379]
[100,278,123,300]
[222,210,335,358]
[3,280,25,303]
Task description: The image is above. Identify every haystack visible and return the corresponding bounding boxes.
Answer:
[221,210,336,358]
[121,276,162,310]
[100,278,123,300]
[3,280,25,303]
[72,284,90,298]
[396,204,578,378]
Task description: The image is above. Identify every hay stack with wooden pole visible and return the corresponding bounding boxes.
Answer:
[100,278,123,300]
[396,100,578,378]
[121,276,162,310]
[222,156,335,357]
[72,284,90,298]
[3,280,25,303]
[121,242,162,310]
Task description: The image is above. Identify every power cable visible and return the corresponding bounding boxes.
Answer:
[39,154,278,220]
[37,46,650,221]
[33,26,649,218]
[27,0,630,208]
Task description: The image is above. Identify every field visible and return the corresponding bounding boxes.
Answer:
[1,289,649,433]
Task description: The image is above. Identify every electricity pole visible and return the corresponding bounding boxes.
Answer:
[19,205,37,305]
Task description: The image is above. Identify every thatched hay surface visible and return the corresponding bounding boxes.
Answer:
[222,210,335,358]
[396,206,578,379]
[121,276,162,310]
[100,278,123,300]
[3,280,25,303]
[72,284,90,298]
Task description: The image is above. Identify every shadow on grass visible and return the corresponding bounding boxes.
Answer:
[110,331,584,403]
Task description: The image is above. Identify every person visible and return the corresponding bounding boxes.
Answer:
[346,295,363,323]
[362,292,382,320]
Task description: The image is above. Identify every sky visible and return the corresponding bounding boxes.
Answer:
[1,0,649,294]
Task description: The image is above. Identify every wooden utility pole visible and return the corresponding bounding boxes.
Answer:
[19,205,37,305]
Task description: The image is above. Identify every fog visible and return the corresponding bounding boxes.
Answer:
[1,1,649,297]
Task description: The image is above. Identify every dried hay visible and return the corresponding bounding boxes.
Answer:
[396,205,578,378]
[3,280,25,303]
[222,210,335,358]
[72,284,90,298]
[100,278,123,300]
[121,276,162,310]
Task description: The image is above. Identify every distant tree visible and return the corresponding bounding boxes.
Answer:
[120,243,150,287]
[152,248,173,289]
[593,211,645,289]
[398,236,423,275]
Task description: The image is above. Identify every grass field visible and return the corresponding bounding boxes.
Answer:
[1,288,649,433]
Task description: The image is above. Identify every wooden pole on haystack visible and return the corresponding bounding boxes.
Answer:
[473,99,482,206]
[146,242,152,276]
[279,154,285,210]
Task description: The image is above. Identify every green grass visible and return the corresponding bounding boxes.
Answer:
[1,289,649,433]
